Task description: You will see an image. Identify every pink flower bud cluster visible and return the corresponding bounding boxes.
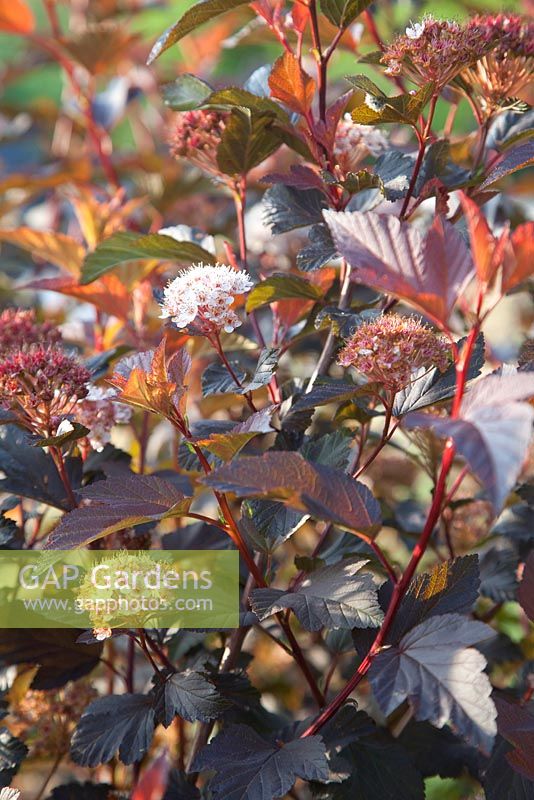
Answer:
[0,345,90,436]
[381,15,491,88]
[160,262,253,335]
[73,385,132,451]
[338,313,450,392]
[0,307,61,355]
[333,115,388,174]
[460,14,534,114]
[168,109,230,176]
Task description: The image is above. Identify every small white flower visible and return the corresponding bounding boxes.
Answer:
[364,94,386,113]
[405,19,426,39]
[55,419,75,437]
[92,627,113,641]
[384,175,410,193]
[160,262,253,335]
[74,385,132,452]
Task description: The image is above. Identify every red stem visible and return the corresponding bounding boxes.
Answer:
[400,94,439,220]
[301,323,482,737]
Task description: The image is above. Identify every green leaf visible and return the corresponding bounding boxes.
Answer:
[81,232,215,285]
[147,0,249,64]
[71,693,156,766]
[208,87,289,122]
[246,274,323,312]
[345,74,386,98]
[351,83,435,126]
[35,422,90,448]
[152,669,230,726]
[162,74,212,110]
[250,558,383,631]
[216,109,281,175]
[320,0,372,28]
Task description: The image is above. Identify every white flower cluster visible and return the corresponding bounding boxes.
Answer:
[74,385,132,452]
[334,114,388,174]
[160,262,254,334]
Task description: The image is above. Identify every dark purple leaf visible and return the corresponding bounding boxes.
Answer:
[369,614,496,752]
[250,558,383,631]
[479,140,534,191]
[192,724,329,799]
[202,452,381,533]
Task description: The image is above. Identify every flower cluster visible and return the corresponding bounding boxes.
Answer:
[333,115,388,175]
[338,313,450,392]
[168,109,230,176]
[0,307,61,355]
[460,14,534,116]
[160,262,253,335]
[10,682,96,758]
[73,385,132,451]
[0,345,90,436]
[381,15,491,88]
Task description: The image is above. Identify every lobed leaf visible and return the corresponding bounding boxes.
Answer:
[192,724,329,799]
[250,558,383,631]
[71,693,156,766]
[369,614,496,752]
[152,669,230,726]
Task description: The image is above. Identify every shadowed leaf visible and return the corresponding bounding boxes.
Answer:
[71,693,155,766]
[192,724,329,799]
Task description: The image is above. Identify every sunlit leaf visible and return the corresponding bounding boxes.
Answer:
[268,52,316,117]
[324,210,475,328]
[81,232,215,285]
[147,0,249,64]
[250,558,383,630]
[369,614,496,752]
[203,452,381,533]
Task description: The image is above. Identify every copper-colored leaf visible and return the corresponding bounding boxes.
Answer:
[110,339,191,421]
[22,274,130,320]
[203,451,381,533]
[268,52,316,117]
[0,0,34,33]
[0,227,84,275]
[502,222,534,293]
[459,195,506,286]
